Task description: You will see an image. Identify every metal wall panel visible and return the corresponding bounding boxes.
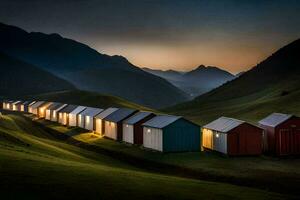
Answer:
[143,127,163,151]
[123,124,134,144]
[104,121,118,140]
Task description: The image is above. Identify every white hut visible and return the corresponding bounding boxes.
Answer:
[122,112,155,144]
[94,108,119,135]
[77,107,103,131]
[103,108,138,141]
[68,106,86,127]
[51,104,67,122]
[45,103,66,120]
[57,105,78,125]
[12,101,21,111]
[29,101,45,115]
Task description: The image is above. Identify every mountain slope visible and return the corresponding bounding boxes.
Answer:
[0,52,75,97]
[164,39,300,124]
[144,65,235,97]
[23,90,152,111]
[0,22,187,108]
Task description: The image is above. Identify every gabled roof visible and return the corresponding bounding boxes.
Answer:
[78,107,103,117]
[15,101,24,105]
[58,105,78,114]
[21,101,33,106]
[40,102,53,108]
[30,101,45,109]
[28,101,37,106]
[46,102,63,110]
[95,108,119,119]
[142,115,182,129]
[123,111,154,125]
[258,113,293,127]
[54,104,68,112]
[104,108,137,123]
[12,100,21,105]
[203,117,244,133]
[69,106,87,115]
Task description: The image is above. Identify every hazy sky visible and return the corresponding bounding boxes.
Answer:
[0,0,300,73]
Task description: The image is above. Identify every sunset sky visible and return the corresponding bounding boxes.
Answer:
[0,0,300,73]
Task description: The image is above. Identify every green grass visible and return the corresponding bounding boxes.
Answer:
[0,113,288,199]
[163,77,300,125]
[33,115,300,197]
[22,90,153,111]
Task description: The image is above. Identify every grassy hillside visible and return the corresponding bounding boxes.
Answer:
[0,113,286,199]
[22,90,153,111]
[0,52,74,97]
[34,116,300,197]
[164,39,300,125]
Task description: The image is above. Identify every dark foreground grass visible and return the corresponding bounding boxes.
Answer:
[0,113,288,200]
[30,114,300,197]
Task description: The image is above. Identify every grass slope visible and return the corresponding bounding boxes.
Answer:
[33,114,300,197]
[0,113,286,199]
[23,90,153,111]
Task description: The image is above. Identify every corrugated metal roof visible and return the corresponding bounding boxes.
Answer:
[258,113,293,127]
[203,117,244,133]
[95,107,119,119]
[78,107,103,117]
[104,108,137,123]
[15,101,24,105]
[58,105,78,114]
[54,104,68,112]
[28,101,36,106]
[46,102,62,110]
[31,101,45,109]
[21,101,33,106]
[69,106,87,115]
[123,111,154,125]
[12,100,21,105]
[142,115,182,129]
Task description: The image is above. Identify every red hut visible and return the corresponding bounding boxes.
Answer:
[259,113,300,156]
[203,117,264,156]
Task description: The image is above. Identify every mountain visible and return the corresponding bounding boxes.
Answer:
[164,38,300,125]
[144,65,235,97]
[0,52,75,97]
[0,22,188,108]
[142,68,184,81]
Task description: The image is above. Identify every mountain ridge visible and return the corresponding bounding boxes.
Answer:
[0,22,188,108]
[143,65,235,97]
[163,38,300,124]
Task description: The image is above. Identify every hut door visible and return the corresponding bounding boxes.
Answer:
[279,129,292,155]
[293,129,300,154]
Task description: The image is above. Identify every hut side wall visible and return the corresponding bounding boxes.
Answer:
[69,113,78,127]
[227,123,263,156]
[123,124,134,144]
[143,127,163,151]
[95,119,103,134]
[85,115,94,131]
[134,114,156,145]
[163,119,201,152]
[275,117,300,155]
[45,109,51,120]
[78,114,85,128]
[104,121,118,140]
